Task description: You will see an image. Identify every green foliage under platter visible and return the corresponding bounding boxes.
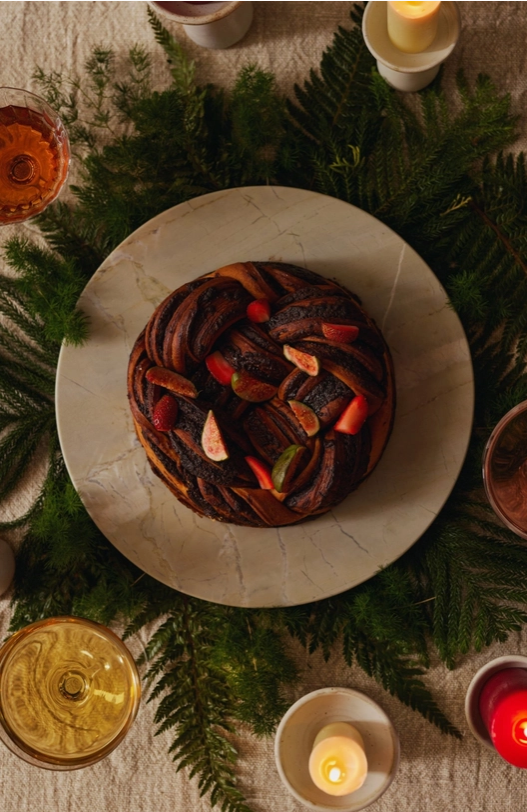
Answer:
[2,6,527,810]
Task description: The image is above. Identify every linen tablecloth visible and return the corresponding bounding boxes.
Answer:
[1,3,527,810]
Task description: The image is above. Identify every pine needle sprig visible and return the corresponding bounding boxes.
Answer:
[3,238,89,346]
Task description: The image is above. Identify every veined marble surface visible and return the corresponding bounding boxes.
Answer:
[56,186,473,607]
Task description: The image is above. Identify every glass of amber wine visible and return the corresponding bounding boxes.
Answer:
[0,87,70,224]
[0,616,141,769]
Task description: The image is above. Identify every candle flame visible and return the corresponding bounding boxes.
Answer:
[323,758,346,784]
[512,717,527,745]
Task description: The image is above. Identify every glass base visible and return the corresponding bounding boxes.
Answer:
[0,616,141,770]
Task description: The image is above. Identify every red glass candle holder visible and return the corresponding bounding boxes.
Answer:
[466,655,527,768]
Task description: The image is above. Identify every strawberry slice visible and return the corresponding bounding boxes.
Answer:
[245,456,274,489]
[152,394,178,432]
[322,323,359,343]
[205,351,235,385]
[334,395,369,435]
[247,298,271,323]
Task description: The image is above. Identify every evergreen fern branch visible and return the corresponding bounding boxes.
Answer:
[143,599,253,812]
[147,7,197,94]
[354,635,460,737]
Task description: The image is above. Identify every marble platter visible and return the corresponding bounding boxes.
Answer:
[56,186,474,608]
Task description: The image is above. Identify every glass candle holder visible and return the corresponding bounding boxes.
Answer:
[0,616,141,769]
[0,87,70,224]
[482,399,527,539]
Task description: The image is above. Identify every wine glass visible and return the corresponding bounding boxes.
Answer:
[0,87,70,224]
[0,616,141,769]
[482,399,527,539]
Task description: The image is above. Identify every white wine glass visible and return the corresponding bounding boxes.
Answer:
[0,616,141,769]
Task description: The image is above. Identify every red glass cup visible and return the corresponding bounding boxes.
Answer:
[466,655,527,768]
[479,668,527,768]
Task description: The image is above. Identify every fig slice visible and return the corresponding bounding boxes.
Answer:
[287,400,320,437]
[201,410,229,461]
[231,370,277,402]
[146,366,198,398]
[334,395,369,435]
[152,394,178,432]
[283,344,320,377]
[205,350,235,385]
[247,298,271,323]
[321,323,359,343]
[272,444,307,493]
[245,456,274,489]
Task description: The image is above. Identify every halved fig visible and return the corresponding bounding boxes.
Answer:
[283,345,320,377]
[152,394,178,432]
[287,400,320,437]
[231,370,277,402]
[201,410,229,461]
[247,298,271,323]
[322,323,359,343]
[205,350,235,385]
[334,395,369,435]
[146,366,198,398]
[245,456,274,489]
[272,444,307,493]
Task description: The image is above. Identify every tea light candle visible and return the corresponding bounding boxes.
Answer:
[308,722,368,796]
[479,668,527,768]
[387,1,441,53]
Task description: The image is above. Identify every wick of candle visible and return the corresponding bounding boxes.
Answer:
[513,717,527,745]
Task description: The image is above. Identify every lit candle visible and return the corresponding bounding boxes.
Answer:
[479,668,527,768]
[387,2,441,54]
[308,722,368,796]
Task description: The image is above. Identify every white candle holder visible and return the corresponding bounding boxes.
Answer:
[148,2,253,50]
[274,687,399,812]
[465,655,527,748]
[362,2,461,92]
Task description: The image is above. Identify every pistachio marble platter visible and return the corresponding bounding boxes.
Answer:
[56,186,474,608]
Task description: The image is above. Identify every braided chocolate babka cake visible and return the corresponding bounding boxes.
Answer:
[127,262,395,528]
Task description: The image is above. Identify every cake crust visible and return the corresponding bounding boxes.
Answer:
[128,261,395,527]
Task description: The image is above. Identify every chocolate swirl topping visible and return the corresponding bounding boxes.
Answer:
[128,262,395,527]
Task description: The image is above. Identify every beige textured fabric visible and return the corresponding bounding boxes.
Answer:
[1,2,527,810]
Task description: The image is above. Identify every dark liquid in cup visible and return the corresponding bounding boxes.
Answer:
[152,1,224,17]
[487,411,527,531]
